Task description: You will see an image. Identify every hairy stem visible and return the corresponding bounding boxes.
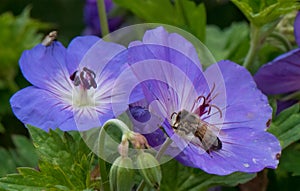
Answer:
[98,157,110,191]
[97,0,109,36]
[243,24,261,69]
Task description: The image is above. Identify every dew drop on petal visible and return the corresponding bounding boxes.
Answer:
[252,158,257,164]
[243,163,250,168]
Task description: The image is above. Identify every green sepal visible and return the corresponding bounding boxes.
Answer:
[136,152,162,189]
[109,156,134,191]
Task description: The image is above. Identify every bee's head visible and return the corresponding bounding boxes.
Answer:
[171,109,190,128]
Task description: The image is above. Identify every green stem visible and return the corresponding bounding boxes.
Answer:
[98,119,131,191]
[137,137,173,191]
[155,137,173,161]
[136,180,146,191]
[269,32,293,51]
[280,91,300,101]
[98,158,109,191]
[243,24,261,70]
[97,0,110,36]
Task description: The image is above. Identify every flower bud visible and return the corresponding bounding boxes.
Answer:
[137,152,162,189]
[128,132,150,149]
[109,156,134,191]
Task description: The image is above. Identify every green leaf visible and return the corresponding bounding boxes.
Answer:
[10,135,39,167]
[160,159,255,191]
[0,126,98,190]
[176,0,206,42]
[0,122,4,133]
[268,104,300,149]
[113,0,206,41]
[0,6,51,81]
[0,148,17,177]
[231,0,300,27]
[278,143,300,176]
[0,135,38,177]
[205,22,249,64]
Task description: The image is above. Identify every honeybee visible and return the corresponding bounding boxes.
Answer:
[171,109,222,155]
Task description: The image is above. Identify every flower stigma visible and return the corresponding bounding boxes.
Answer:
[192,83,222,118]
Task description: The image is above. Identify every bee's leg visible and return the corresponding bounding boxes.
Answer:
[171,112,177,119]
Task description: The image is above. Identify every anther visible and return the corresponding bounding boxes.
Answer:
[70,67,97,89]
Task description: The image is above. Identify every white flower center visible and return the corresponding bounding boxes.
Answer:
[73,86,95,107]
[70,67,97,108]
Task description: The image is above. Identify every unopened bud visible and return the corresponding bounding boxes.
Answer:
[129,132,150,149]
[137,152,162,189]
[109,156,134,191]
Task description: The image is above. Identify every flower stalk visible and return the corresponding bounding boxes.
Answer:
[243,23,261,70]
[97,0,110,36]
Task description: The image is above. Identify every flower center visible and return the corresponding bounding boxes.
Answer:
[70,67,97,90]
[70,67,97,107]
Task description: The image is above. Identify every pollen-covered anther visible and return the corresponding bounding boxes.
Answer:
[70,67,97,89]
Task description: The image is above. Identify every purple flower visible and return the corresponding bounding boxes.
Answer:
[83,0,124,35]
[10,34,138,131]
[254,12,300,112]
[127,27,281,175]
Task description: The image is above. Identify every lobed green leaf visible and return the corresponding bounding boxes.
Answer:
[0,126,98,190]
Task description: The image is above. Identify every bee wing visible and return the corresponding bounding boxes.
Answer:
[187,112,224,136]
[199,120,224,136]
